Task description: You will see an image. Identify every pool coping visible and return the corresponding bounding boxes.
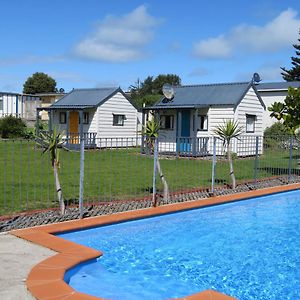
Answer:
[11,182,300,300]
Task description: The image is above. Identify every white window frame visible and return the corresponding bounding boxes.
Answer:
[246,114,256,133]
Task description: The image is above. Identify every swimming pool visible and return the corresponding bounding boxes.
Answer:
[59,190,300,300]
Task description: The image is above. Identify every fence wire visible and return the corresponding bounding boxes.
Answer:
[0,135,300,216]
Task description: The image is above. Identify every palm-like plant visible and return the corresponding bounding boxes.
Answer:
[213,120,244,189]
[142,119,169,202]
[36,128,66,214]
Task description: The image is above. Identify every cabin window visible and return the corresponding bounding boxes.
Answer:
[59,112,66,124]
[83,112,89,124]
[246,114,256,133]
[113,114,125,126]
[199,115,208,131]
[160,115,174,130]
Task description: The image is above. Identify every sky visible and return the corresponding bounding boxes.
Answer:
[0,0,300,93]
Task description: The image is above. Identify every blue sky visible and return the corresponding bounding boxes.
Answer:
[1,0,300,93]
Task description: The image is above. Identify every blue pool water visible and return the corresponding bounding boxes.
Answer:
[59,190,300,300]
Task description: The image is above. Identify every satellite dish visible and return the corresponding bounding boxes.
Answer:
[59,88,65,93]
[252,73,261,83]
[162,83,174,100]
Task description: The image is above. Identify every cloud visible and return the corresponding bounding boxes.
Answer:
[235,63,282,82]
[74,5,162,62]
[188,67,209,77]
[0,55,66,67]
[0,55,65,66]
[193,8,300,59]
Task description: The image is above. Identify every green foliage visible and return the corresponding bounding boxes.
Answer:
[129,74,181,108]
[281,30,300,81]
[36,128,64,166]
[23,72,57,94]
[264,122,292,137]
[142,119,160,153]
[0,115,27,138]
[213,119,244,145]
[268,87,300,132]
[142,119,160,138]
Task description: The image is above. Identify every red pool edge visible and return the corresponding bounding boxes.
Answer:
[11,183,300,300]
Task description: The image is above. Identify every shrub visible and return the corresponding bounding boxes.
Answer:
[0,115,27,138]
[264,122,291,138]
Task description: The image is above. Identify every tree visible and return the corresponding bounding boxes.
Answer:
[0,115,26,138]
[281,30,300,81]
[213,120,244,189]
[36,128,66,214]
[129,74,181,109]
[268,87,300,132]
[142,119,169,203]
[23,72,57,94]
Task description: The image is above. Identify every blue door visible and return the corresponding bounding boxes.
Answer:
[179,110,191,153]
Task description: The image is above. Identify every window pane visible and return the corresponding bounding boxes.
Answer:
[83,112,89,124]
[160,115,173,129]
[113,114,125,126]
[199,115,208,131]
[59,112,66,124]
[246,115,255,132]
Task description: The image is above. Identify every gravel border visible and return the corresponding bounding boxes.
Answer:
[1,176,300,232]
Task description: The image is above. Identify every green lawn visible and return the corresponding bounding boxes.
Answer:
[0,139,297,215]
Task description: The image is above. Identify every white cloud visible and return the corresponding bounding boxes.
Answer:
[235,64,282,82]
[0,55,65,66]
[188,67,209,77]
[193,8,300,59]
[193,35,232,59]
[74,5,162,62]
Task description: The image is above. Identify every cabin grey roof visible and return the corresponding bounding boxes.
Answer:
[152,82,258,109]
[256,81,300,91]
[50,87,121,109]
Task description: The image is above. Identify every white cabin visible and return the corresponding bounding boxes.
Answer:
[143,82,265,156]
[256,81,300,129]
[47,87,139,148]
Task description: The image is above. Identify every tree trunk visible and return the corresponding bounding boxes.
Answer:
[53,161,65,215]
[227,143,236,189]
[156,158,169,201]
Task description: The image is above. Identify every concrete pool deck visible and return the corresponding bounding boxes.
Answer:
[9,182,300,300]
[0,233,55,300]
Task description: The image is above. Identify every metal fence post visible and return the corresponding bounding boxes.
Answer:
[288,136,293,181]
[211,137,217,194]
[152,138,158,204]
[79,136,85,218]
[254,136,259,183]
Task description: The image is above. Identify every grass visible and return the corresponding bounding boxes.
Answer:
[0,139,298,215]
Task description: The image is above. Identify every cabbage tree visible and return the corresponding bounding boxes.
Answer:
[36,128,66,214]
[142,119,169,202]
[213,120,243,189]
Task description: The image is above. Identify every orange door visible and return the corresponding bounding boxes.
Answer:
[69,111,79,144]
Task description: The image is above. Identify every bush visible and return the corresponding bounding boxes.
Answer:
[264,122,291,138]
[0,115,27,138]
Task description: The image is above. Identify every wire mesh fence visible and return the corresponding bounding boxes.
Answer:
[0,134,300,216]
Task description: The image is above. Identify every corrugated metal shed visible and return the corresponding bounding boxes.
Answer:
[152,82,253,109]
[256,81,300,91]
[50,87,120,109]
